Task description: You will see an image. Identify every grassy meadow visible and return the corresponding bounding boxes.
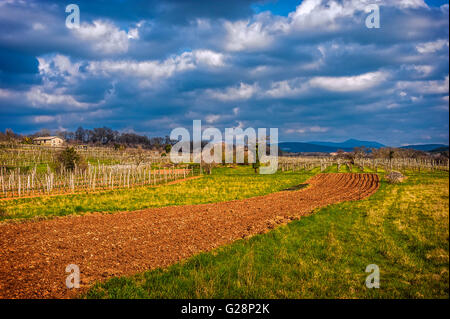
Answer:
[84,169,449,299]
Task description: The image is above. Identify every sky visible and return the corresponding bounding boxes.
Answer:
[0,0,448,146]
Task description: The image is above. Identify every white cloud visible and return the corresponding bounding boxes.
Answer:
[396,76,449,94]
[411,65,434,76]
[287,0,427,32]
[289,0,360,30]
[309,126,330,132]
[127,28,139,40]
[223,0,432,53]
[224,20,273,51]
[265,71,386,97]
[309,71,388,92]
[416,39,449,54]
[286,128,306,134]
[37,55,81,81]
[393,0,428,9]
[35,51,225,95]
[33,115,55,123]
[88,55,193,79]
[73,20,131,54]
[32,23,45,31]
[222,0,433,54]
[286,126,329,134]
[206,82,259,101]
[26,87,98,109]
[387,103,401,109]
[195,18,212,30]
[193,50,226,67]
[87,50,225,81]
[205,114,221,124]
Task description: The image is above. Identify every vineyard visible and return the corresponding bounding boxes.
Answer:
[0,143,168,167]
[0,144,195,199]
[277,156,449,173]
[0,143,448,199]
[0,165,197,199]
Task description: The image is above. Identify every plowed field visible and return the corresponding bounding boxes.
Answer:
[0,173,379,299]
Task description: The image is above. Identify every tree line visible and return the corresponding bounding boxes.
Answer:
[335,146,448,162]
[0,127,174,151]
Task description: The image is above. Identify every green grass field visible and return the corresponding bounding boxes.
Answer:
[84,169,449,299]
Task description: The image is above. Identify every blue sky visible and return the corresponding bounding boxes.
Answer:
[0,0,448,146]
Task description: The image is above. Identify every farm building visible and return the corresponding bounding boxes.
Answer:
[33,136,64,147]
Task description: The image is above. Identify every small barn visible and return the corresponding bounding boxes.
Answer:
[33,136,64,147]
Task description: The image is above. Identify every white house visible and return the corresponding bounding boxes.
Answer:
[33,136,64,147]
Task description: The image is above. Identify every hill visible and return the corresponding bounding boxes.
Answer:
[400,144,449,152]
[308,139,385,149]
[277,142,353,153]
[278,138,385,153]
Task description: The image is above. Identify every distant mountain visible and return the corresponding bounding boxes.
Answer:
[279,140,449,154]
[278,142,353,153]
[308,139,385,149]
[400,144,449,152]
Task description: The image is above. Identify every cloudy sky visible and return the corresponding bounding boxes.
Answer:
[0,0,448,146]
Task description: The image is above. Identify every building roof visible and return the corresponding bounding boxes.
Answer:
[33,136,61,141]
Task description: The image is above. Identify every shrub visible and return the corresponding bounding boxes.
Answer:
[56,146,87,171]
[385,171,406,183]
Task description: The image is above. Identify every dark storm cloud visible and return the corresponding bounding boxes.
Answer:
[0,0,448,145]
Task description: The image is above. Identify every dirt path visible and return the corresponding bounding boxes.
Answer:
[0,173,379,299]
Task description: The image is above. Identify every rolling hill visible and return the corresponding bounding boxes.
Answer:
[277,142,352,153]
[278,139,385,153]
[308,139,385,149]
[400,144,449,152]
